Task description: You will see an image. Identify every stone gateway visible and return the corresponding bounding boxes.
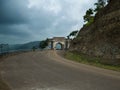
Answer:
[48,37,70,50]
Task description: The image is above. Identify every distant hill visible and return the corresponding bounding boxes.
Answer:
[9,41,41,51]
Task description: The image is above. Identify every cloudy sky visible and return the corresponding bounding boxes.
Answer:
[0,0,96,44]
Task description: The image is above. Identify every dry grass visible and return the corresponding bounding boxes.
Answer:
[65,52,120,72]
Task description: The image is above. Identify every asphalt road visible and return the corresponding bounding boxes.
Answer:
[0,50,120,90]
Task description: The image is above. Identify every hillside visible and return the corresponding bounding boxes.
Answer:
[70,0,120,65]
[0,41,41,54]
[9,41,40,51]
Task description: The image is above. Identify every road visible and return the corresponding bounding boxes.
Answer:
[0,50,120,90]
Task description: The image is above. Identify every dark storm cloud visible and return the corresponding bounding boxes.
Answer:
[0,0,29,25]
[0,25,31,37]
[0,0,32,44]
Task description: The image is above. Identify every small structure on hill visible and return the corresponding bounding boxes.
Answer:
[48,37,70,50]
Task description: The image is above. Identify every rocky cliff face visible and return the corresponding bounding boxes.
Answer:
[70,0,120,65]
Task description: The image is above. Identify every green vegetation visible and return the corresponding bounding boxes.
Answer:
[67,30,78,39]
[94,0,107,12]
[83,0,108,26]
[39,39,49,49]
[65,52,120,71]
[83,9,94,26]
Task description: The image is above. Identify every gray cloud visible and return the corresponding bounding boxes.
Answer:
[0,0,29,25]
[0,0,97,44]
[0,25,31,37]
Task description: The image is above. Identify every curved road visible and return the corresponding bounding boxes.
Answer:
[0,50,120,90]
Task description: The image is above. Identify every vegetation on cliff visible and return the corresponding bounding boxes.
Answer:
[83,0,108,26]
[67,30,78,39]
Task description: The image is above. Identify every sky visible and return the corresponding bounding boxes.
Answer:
[0,0,97,44]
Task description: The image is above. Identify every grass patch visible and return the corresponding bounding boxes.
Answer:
[65,52,120,72]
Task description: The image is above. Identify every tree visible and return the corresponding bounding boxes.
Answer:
[67,30,78,39]
[83,0,110,26]
[83,8,94,25]
[94,0,107,12]
[39,39,49,49]
[107,0,110,3]
[32,46,36,51]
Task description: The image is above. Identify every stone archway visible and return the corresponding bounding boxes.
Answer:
[48,37,70,50]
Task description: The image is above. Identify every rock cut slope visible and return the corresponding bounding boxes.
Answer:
[70,0,120,65]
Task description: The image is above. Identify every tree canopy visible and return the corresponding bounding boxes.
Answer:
[39,39,49,49]
[94,0,107,12]
[83,0,108,26]
[67,30,78,39]
[83,8,94,25]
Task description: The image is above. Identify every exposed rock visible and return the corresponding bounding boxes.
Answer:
[70,0,120,65]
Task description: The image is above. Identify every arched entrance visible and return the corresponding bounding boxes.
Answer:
[48,37,71,50]
[55,43,63,50]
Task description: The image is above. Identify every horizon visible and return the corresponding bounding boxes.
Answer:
[0,0,97,44]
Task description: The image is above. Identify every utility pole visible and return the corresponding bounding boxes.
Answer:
[0,44,3,54]
[7,44,9,54]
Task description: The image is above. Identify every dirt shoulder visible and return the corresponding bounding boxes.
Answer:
[0,56,11,90]
[0,75,11,90]
[55,50,120,79]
